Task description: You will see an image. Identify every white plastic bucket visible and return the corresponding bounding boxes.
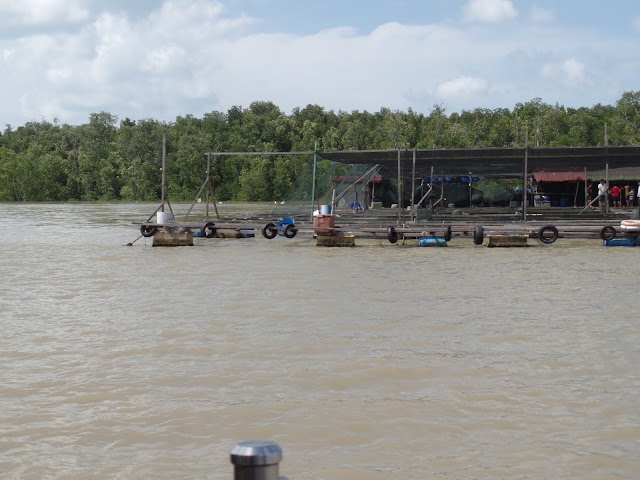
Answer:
[157,211,174,224]
[320,204,332,215]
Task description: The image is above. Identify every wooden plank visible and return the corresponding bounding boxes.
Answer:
[487,235,528,247]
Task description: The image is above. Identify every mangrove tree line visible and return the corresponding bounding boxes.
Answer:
[1,91,639,202]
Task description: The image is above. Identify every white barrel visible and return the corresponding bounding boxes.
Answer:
[320,204,332,215]
[157,211,174,224]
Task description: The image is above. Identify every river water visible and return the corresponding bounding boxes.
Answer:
[1,203,638,479]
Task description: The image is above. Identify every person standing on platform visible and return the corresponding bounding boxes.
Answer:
[598,179,608,213]
[624,184,630,206]
[610,184,621,208]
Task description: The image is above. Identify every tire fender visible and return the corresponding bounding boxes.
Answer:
[600,226,616,240]
[262,223,278,239]
[283,224,297,239]
[443,225,452,241]
[201,222,216,238]
[387,226,398,244]
[140,225,157,237]
[538,225,559,244]
[473,225,484,245]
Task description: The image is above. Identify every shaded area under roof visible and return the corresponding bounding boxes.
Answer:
[317,146,640,177]
[533,166,640,182]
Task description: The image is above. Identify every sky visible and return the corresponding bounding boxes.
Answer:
[1,0,639,127]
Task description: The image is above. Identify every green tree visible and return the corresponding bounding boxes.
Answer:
[613,91,640,144]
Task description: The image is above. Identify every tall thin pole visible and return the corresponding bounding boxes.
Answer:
[206,153,211,219]
[584,167,588,208]
[161,132,166,212]
[310,141,317,220]
[605,122,609,214]
[411,149,416,222]
[522,131,528,221]
[397,149,403,223]
[430,166,434,209]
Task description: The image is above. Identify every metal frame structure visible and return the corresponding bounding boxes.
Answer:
[204,144,640,222]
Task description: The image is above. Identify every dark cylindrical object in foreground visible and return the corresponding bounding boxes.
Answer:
[230,440,282,480]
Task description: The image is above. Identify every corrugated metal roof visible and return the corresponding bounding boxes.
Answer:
[534,166,640,182]
[207,146,640,178]
[533,168,585,182]
[316,146,640,177]
[588,167,640,181]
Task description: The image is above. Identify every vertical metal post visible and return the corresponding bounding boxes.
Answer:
[411,149,416,222]
[230,441,283,480]
[310,141,317,220]
[206,153,211,219]
[161,132,166,212]
[430,166,434,209]
[397,149,403,223]
[522,131,528,221]
[584,167,588,208]
[605,122,609,213]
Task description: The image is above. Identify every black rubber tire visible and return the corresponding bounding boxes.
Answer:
[140,225,157,237]
[283,224,297,239]
[473,225,484,245]
[262,223,278,239]
[538,225,559,244]
[201,222,216,238]
[443,225,452,241]
[600,225,616,240]
[387,226,398,244]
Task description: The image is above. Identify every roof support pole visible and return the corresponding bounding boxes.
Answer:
[397,149,403,223]
[161,132,166,212]
[208,155,220,219]
[584,167,588,208]
[522,131,528,221]
[411,149,416,222]
[605,122,609,214]
[310,141,317,221]
[206,153,210,219]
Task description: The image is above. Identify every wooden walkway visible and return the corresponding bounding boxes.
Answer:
[134,206,640,245]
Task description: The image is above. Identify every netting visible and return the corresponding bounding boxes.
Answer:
[197,153,539,220]
[270,157,380,218]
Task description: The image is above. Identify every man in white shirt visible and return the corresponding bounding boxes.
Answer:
[598,179,608,213]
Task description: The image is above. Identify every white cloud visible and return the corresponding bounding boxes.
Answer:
[0,0,636,126]
[147,0,256,40]
[436,76,488,98]
[0,0,89,25]
[562,58,586,83]
[541,58,586,86]
[462,0,517,23]
[142,45,187,74]
[529,5,554,23]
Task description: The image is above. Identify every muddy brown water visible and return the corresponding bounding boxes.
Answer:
[1,203,638,479]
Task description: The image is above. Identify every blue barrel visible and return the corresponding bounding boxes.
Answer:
[559,198,569,207]
[603,237,640,247]
[418,236,447,247]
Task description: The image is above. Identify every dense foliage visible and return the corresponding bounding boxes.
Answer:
[1,92,639,202]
